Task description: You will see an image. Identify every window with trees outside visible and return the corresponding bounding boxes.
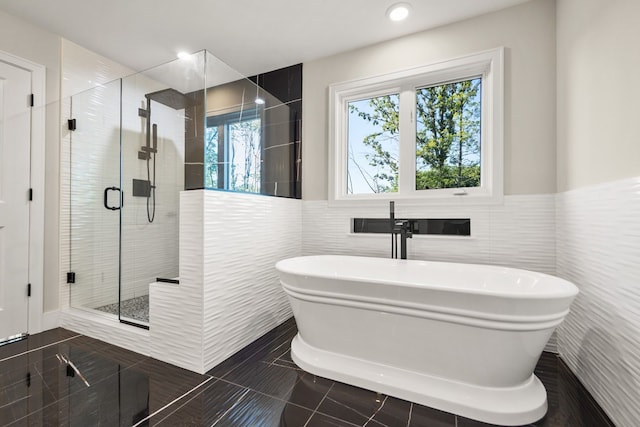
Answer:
[329,48,503,203]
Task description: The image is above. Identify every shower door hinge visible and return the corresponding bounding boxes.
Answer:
[29,94,34,107]
[28,188,33,201]
[27,283,31,297]
[67,272,76,284]
[68,119,77,131]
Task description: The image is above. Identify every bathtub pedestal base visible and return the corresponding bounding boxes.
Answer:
[291,334,547,426]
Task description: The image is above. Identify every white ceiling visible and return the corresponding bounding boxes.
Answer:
[0,0,531,77]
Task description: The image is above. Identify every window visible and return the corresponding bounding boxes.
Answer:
[205,110,262,193]
[329,48,503,203]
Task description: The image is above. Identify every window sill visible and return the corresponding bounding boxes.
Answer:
[328,192,503,208]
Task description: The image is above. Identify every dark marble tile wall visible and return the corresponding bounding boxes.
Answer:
[251,63,302,199]
[184,91,206,190]
[183,64,303,196]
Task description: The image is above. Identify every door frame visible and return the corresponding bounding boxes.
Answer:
[0,50,46,335]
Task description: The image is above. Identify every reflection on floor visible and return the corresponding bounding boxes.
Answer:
[0,319,614,426]
[95,295,149,323]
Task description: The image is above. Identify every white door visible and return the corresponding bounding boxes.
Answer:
[0,60,32,342]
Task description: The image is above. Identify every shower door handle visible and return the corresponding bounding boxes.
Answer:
[104,186,122,210]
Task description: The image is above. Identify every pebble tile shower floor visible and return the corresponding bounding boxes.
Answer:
[95,295,149,323]
[0,318,613,426]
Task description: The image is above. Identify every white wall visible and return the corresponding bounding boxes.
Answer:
[0,9,61,313]
[556,0,640,425]
[303,0,556,200]
[556,0,640,193]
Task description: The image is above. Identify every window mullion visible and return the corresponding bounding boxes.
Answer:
[398,88,415,195]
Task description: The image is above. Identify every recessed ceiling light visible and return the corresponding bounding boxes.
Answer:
[255,97,265,105]
[386,2,411,22]
[177,51,190,60]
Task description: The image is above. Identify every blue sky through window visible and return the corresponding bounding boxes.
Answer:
[347,95,399,194]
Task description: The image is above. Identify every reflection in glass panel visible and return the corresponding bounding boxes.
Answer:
[347,94,400,194]
[205,109,262,193]
[205,126,218,189]
[415,77,481,190]
[228,116,261,193]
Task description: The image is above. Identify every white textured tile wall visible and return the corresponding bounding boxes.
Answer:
[149,191,205,372]
[303,196,556,272]
[302,195,559,352]
[202,191,301,371]
[556,177,640,427]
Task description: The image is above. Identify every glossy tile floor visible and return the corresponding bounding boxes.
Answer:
[0,318,614,426]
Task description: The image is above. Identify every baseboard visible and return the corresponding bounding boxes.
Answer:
[41,310,60,331]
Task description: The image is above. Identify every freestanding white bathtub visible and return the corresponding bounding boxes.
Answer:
[276,255,578,426]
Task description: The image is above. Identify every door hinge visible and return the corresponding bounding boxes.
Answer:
[26,372,31,388]
[67,272,76,284]
[29,94,34,107]
[68,119,77,131]
[28,188,33,201]
[27,283,31,297]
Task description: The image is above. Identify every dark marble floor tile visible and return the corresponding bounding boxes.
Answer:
[0,323,616,427]
[286,372,333,411]
[270,359,302,371]
[455,354,614,427]
[222,359,301,401]
[214,390,313,427]
[305,412,360,426]
[278,348,295,364]
[3,334,210,426]
[126,357,211,417]
[0,367,55,426]
[370,396,411,426]
[207,318,296,379]
[315,381,388,426]
[0,328,79,362]
[410,403,456,427]
[150,379,247,426]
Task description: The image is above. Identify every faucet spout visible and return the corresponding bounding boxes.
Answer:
[395,220,413,260]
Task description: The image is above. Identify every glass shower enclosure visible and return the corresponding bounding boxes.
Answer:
[66,52,245,328]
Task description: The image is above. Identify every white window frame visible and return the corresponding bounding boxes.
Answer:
[328,47,503,205]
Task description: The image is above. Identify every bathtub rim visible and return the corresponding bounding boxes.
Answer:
[291,333,548,426]
[276,255,579,300]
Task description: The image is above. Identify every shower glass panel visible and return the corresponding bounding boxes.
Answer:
[204,53,294,196]
[118,54,204,326]
[69,80,122,314]
[68,52,206,328]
